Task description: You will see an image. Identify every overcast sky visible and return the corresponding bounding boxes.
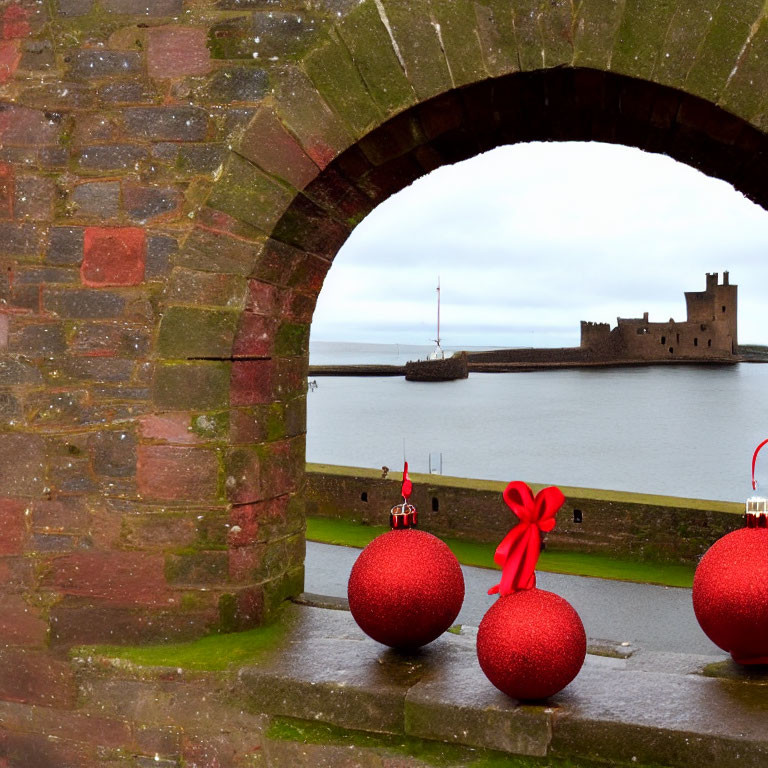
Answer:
[310,142,768,349]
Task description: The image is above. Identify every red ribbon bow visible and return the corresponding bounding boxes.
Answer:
[488,481,566,596]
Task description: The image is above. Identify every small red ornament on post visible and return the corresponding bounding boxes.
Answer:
[476,481,586,700]
[692,439,768,664]
[390,461,418,529]
[347,461,464,649]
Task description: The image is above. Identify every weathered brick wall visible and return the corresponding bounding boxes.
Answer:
[0,0,765,665]
[0,0,765,761]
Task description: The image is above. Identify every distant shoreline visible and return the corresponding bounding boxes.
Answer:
[308,356,759,377]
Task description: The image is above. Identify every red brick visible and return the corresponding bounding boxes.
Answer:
[50,595,220,646]
[139,412,200,444]
[230,359,275,406]
[0,499,27,555]
[228,543,264,583]
[260,438,302,496]
[2,5,29,40]
[232,313,276,357]
[182,732,242,768]
[31,498,89,532]
[122,182,184,223]
[0,700,132,750]
[44,551,170,604]
[276,357,307,397]
[0,39,21,83]
[147,26,211,79]
[6,732,99,768]
[284,290,317,323]
[81,227,146,287]
[0,593,47,645]
[0,315,8,348]
[246,279,281,315]
[0,162,13,219]
[137,444,220,502]
[229,496,292,546]
[235,585,264,627]
[224,447,260,504]
[229,503,261,546]
[238,106,320,189]
[0,105,60,146]
[0,648,76,706]
[0,556,34,587]
[229,406,270,445]
[121,511,198,550]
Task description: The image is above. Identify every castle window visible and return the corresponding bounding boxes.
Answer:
[722,306,726,312]
[636,327,648,335]
[700,324,707,331]
[694,338,698,346]
[432,497,439,512]
[573,509,583,524]
[708,339,712,347]
[361,492,368,502]
[676,333,680,343]
[661,336,666,344]
[669,347,674,354]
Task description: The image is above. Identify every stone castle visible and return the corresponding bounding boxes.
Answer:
[580,272,737,361]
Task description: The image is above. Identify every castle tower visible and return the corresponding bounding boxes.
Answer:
[684,272,737,353]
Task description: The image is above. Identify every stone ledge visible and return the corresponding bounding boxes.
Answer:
[238,604,768,768]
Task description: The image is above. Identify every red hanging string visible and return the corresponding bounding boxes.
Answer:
[752,439,768,491]
[488,481,566,596]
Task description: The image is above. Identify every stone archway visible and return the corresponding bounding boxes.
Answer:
[1,0,768,655]
[191,0,768,632]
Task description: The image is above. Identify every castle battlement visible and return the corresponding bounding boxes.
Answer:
[580,273,737,360]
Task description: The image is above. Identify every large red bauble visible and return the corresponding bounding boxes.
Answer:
[692,527,768,664]
[477,589,586,700]
[347,529,465,649]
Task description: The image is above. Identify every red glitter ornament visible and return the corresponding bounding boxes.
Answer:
[476,481,586,700]
[347,463,465,649]
[692,439,768,664]
[477,589,586,700]
[693,528,768,664]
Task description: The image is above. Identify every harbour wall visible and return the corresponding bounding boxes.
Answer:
[304,464,744,565]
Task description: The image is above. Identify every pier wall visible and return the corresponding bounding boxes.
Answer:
[305,464,743,565]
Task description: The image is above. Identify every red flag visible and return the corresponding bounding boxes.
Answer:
[401,461,412,500]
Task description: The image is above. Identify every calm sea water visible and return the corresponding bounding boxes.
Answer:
[307,342,768,502]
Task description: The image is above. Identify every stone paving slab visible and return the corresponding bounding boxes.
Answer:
[238,603,768,768]
[239,605,436,735]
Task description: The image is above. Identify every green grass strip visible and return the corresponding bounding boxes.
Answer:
[306,517,695,588]
[77,612,288,671]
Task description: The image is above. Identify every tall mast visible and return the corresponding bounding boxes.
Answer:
[436,276,441,349]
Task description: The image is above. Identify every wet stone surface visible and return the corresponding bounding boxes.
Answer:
[238,602,768,768]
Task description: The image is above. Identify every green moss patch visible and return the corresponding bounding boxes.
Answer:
[306,517,695,588]
[701,659,768,683]
[78,611,289,671]
[266,717,666,768]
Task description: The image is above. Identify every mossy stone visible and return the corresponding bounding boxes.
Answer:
[157,307,239,359]
[206,154,294,234]
[302,36,382,137]
[336,1,416,115]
